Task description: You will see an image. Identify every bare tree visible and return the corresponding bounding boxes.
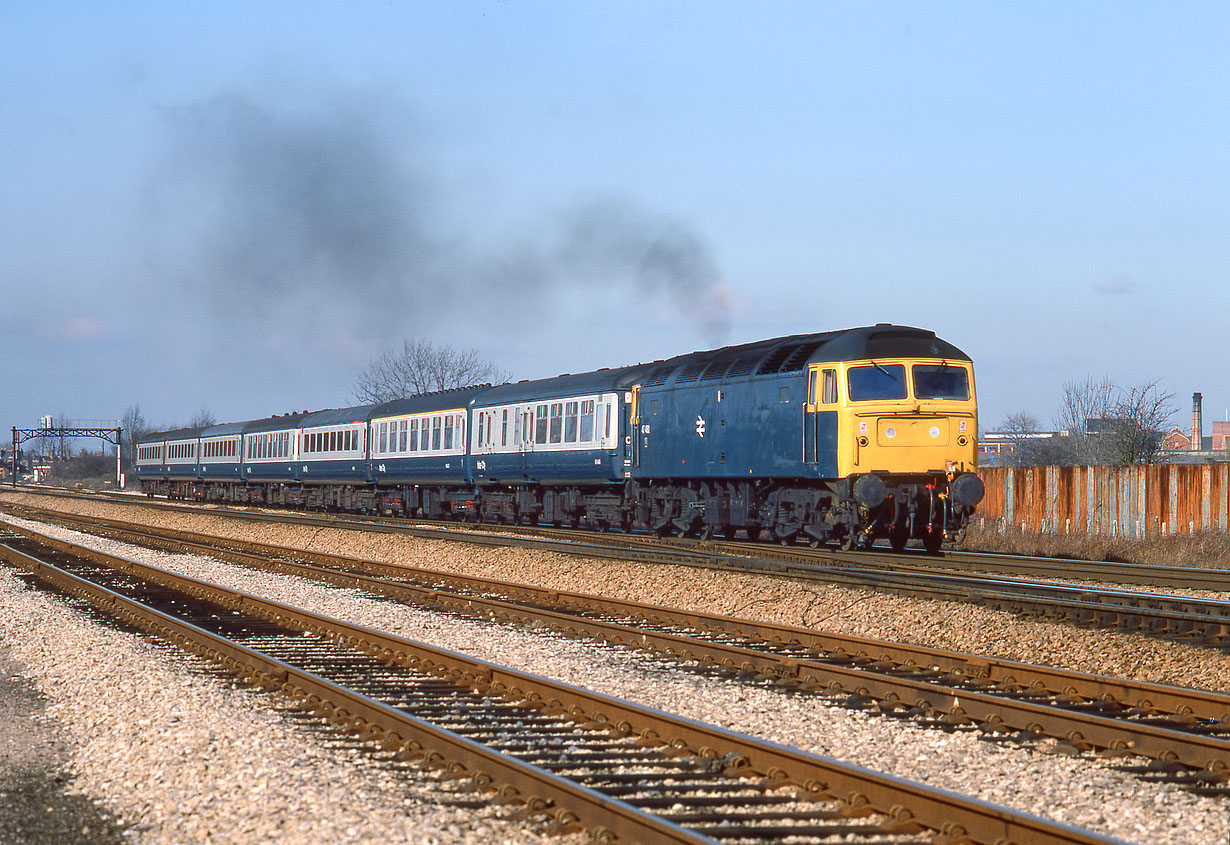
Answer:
[52,412,75,461]
[120,404,148,472]
[1105,379,1175,466]
[994,411,1039,466]
[353,340,511,403]
[189,407,216,428]
[1053,376,1116,465]
[1052,376,1175,466]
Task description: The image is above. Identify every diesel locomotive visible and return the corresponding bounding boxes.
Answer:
[135,324,984,551]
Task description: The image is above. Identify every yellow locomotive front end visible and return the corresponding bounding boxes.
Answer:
[806,356,983,551]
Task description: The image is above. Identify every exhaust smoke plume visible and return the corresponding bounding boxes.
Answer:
[147,87,731,356]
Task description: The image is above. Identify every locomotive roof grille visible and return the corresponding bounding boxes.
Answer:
[756,341,817,375]
[699,359,732,381]
[643,365,676,387]
[673,362,708,384]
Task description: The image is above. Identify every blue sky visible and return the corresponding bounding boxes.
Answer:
[3,2,1229,436]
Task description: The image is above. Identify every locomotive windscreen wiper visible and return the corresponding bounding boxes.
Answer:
[871,361,897,379]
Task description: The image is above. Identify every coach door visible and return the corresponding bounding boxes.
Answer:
[628,386,641,468]
[804,365,839,464]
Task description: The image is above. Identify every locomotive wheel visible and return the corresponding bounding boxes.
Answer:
[888,529,908,553]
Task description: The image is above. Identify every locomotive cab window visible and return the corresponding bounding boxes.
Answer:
[847,363,907,401]
[822,369,838,404]
[913,364,970,401]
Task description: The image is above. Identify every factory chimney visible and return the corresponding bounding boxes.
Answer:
[1193,392,1203,451]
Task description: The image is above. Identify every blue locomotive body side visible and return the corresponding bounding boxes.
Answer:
[635,370,838,481]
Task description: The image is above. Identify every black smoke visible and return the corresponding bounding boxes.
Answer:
[147,87,730,350]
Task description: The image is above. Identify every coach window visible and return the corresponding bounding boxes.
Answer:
[580,400,595,441]
[430,417,441,450]
[564,401,579,443]
[444,415,455,450]
[534,405,548,444]
[398,421,407,452]
[379,423,388,454]
[409,419,419,451]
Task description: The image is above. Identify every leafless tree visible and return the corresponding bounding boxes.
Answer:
[995,411,1043,466]
[353,340,511,403]
[120,405,148,472]
[1052,376,1116,465]
[995,410,1081,466]
[1051,376,1175,466]
[51,413,75,461]
[189,407,216,428]
[1105,379,1175,466]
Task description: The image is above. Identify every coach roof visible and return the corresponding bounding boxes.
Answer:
[370,384,492,418]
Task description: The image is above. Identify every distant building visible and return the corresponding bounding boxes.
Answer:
[979,430,1065,466]
[1160,393,1230,459]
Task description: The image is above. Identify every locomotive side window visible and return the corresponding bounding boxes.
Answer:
[913,364,970,400]
[822,369,838,404]
[847,364,907,401]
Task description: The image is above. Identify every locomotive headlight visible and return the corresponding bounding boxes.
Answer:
[950,472,985,507]
[853,474,887,508]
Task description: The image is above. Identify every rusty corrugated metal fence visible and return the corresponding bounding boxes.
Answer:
[975,465,1230,537]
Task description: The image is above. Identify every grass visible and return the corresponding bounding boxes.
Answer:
[960,524,1230,571]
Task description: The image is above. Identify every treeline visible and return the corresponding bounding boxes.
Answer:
[996,376,1176,467]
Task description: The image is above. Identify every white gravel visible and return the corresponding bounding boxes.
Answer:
[1,493,1229,844]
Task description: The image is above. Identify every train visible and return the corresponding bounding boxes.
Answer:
[134,324,984,551]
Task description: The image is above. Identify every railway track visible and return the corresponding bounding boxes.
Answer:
[12,485,1230,592]
[4,506,1229,792]
[5,495,1230,651]
[0,523,1126,845]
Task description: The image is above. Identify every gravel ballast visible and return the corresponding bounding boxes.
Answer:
[1,493,1228,843]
